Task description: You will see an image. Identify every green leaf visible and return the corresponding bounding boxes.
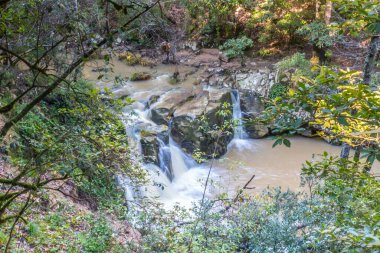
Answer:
[337,116,349,126]
[272,139,282,148]
[367,154,376,165]
[283,139,291,148]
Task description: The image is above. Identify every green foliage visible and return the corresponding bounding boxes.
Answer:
[5,204,119,252]
[276,52,313,80]
[268,83,288,100]
[301,154,380,251]
[0,71,15,89]
[118,52,153,66]
[80,217,113,253]
[257,48,275,57]
[263,66,380,159]
[184,0,242,45]
[333,0,380,36]
[3,80,146,222]
[297,21,337,49]
[219,36,253,60]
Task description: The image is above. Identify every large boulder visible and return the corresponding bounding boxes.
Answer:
[240,90,269,138]
[149,88,196,125]
[171,88,233,158]
[236,68,276,97]
[139,125,169,165]
[140,133,159,165]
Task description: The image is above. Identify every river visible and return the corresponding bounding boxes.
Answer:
[84,58,379,208]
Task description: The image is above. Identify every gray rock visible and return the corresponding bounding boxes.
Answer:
[150,108,170,125]
[140,125,169,165]
[171,88,233,158]
[149,88,196,125]
[240,90,269,138]
[140,133,160,165]
[244,121,269,138]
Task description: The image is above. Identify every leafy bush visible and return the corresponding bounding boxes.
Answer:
[269,83,288,100]
[219,36,253,60]
[297,21,337,49]
[276,52,313,81]
[80,217,113,253]
[257,48,276,57]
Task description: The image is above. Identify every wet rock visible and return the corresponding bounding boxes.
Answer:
[140,132,159,165]
[171,88,233,158]
[147,95,160,108]
[130,72,151,81]
[240,90,265,118]
[149,88,196,125]
[240,90,269,138]
[140,125,169,165]
[150,108,171,125]
[244,122,269,138]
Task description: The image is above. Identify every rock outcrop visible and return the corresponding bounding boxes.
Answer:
[140,125,169,165]
[240,89,269,138]
[171,88,233,158]
[149,88,196,125]
[148,87,233,158]
[200,67,277,97]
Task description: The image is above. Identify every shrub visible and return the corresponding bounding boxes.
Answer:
[80,217,113,253]
[118,52,153,66]
[297,21,337,49]
[276,52,313,81]
[219,36,253,60]
[269,83,288,100]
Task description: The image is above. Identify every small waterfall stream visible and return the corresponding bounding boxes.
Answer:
[231,90,248,139]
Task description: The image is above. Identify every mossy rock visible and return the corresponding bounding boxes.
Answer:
[130,72,151,81]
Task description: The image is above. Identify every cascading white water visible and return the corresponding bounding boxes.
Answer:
[231,90,248,139]
[117,93,206,207]
[168,137,195,178]
[157,138,173,180]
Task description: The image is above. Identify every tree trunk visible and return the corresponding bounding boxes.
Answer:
[324,1,332,25]
[363,35,380,84]
[353,146,362,162]
[315,0,321,20]
[340,143,350,159]
[313,44,327,64]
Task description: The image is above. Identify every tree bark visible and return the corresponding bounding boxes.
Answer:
[313,44,327,64]
[363,35,380,84]
[315,0,321,20]
[340,143,350,159]
[324,1,332,25]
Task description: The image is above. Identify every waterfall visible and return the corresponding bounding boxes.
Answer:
[231,90,247,139]
[169,137,195,178]
[157,138,173,181]
[120,101,199,202]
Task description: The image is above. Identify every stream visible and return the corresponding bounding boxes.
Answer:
[83,59,377,209]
